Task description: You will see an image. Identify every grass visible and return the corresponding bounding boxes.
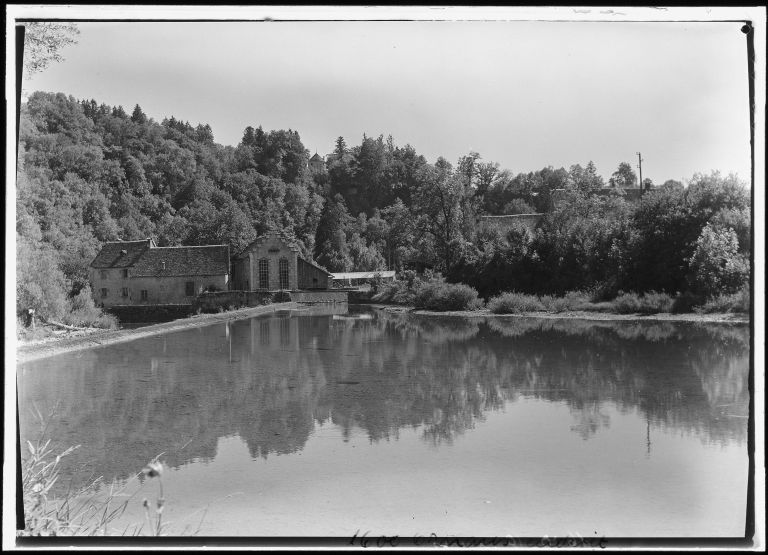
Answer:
[19,407,206,537]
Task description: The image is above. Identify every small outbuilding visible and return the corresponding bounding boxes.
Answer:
[330,271,396,288]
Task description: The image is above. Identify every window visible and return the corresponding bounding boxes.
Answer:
[185,281,195,296]
[122,269,129,278]
[101,288,108,298]
[100,270,107,279]
[140,290,148,301]
[279,258,289,289]
[244,280,249,291]
[122,287,129,298]
[258,259,269,289]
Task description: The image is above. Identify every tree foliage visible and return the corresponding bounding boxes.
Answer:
[22,23,80,77]
[15,90,751,321]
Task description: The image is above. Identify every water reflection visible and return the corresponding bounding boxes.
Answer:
[18,306,749,491]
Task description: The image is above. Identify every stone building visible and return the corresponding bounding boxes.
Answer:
[231,232,331,291]
[479,213,544,234]
[550,186,649,211]
[89,239,230,307]
[308,152,325,174]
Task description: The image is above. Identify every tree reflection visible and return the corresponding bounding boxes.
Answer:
[18,308,749,490]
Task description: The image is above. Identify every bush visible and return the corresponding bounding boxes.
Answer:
[688,223,749,297]
[638,291,674,313]
[699,286,750,314]
[611,292,642,314]
[414,280,483,311]
[588,281,620,303]
[60,289,119,329]
[539,290,592,312]
[671,291,705,314]
[611,291,674,314]
[487,292,545,314]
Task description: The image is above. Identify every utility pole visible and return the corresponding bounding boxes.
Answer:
[636,152,644,194]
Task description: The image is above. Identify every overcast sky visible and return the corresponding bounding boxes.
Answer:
[22,19,751,185]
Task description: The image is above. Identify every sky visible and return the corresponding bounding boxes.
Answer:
[21,18,752,185]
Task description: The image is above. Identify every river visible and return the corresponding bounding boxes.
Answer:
[17,304,750,537]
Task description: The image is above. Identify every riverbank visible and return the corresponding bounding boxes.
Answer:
[16,302,298,363]
[374,305,750,324]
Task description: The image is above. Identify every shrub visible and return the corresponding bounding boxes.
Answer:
[688,223,750,297]
[371,275,424,305]
[60,289,119,329]
[671,291,705,314]
[611,292,642,314]
[611,291,675,314]
[487,292,545,314]
[588,281,620,303]
[699,286,750,314]
[545,290,592,312]
[414,280,483,311]
[638,291,674,313]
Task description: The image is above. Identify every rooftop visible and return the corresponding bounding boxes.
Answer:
[130,245,230,277]
[90,239,154,268]
[331,271,396,280]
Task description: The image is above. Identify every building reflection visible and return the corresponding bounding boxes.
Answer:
[18,306,750,490]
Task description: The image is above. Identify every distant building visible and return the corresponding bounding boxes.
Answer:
[308,152,325,174]
[89,239,230,307]
[231,232,332,291]
[550,186,650,211]
[479,213,544,234]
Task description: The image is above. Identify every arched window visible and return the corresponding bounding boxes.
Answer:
[279,258,289,289]
[258,258,270,289]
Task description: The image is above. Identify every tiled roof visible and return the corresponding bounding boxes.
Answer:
[298,256,333,276]
[131,245,230,277]
[310,153,323,162]
[90,239,153,268]
[235,232,301,259]
[330,271,395,280]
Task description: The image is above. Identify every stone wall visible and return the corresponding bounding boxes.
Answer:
[106,304,195,323]
[130,274,228,305]
[90,267,133,307]
[192,290,290,313]
[289,290,348,303]
[480,213,544,233]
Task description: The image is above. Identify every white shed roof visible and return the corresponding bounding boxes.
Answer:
[330,271,396,280]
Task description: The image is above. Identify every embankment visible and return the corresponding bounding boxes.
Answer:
[376,305,750,324]
[16,302,298,363]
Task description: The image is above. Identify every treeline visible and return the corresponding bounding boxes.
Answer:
[16,91,751,322]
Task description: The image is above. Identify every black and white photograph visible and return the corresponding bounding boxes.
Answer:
[4,5,765,550]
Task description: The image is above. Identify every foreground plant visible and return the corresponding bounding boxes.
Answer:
[18,410,202,536]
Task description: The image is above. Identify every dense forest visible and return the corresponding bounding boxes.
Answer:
[16,91,751,322]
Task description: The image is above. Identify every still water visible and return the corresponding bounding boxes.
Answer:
[18,305,750,537]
